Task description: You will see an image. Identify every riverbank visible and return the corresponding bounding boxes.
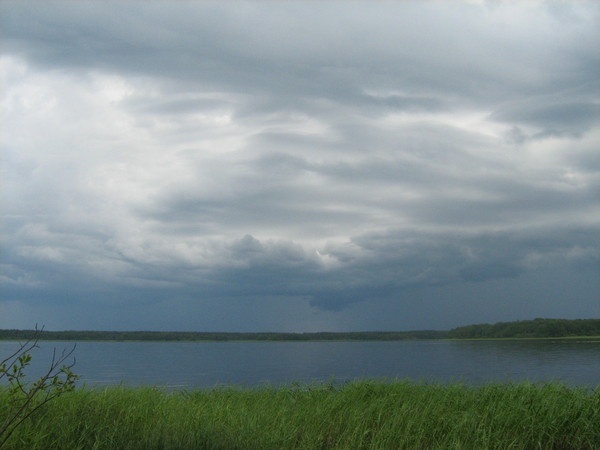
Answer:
[2,381,598,449]
[0,330,446,342]
[2,318,598,342]
[449,335,600,342]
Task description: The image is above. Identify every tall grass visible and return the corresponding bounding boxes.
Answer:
[1,381,598,449]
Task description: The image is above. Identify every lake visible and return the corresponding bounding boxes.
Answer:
[1,339,598,389]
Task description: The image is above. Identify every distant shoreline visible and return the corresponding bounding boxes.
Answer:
[448,335,600,342]
[1,335,599,343]
[1,318,599,342]
[0,330,447,342]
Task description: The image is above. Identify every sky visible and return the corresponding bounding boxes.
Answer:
[1,1,599,332]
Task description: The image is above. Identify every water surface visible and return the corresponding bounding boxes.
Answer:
[1,339,598,388]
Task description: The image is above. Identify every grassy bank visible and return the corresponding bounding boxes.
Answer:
[2,381,598,449]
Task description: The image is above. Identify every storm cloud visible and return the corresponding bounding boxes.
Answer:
[1,1,598,331]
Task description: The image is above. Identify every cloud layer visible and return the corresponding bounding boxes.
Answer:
[1,1,599,331]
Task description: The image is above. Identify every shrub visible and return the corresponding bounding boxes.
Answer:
[0,325,77,447]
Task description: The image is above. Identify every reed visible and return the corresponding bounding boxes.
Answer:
[1,381,598,449]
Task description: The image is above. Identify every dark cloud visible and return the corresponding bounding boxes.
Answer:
[1,1,598,331]
[492,98,600,137]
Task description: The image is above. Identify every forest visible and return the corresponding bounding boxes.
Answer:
[0,329,446,342]
[0,318,598,341]
[447,318,600,339]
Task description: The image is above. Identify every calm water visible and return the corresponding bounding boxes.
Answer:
[1,339,598,389]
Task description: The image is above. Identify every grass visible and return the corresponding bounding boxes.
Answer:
[1,381,598,449]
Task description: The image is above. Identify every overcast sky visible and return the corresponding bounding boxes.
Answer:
[1,1,599,332]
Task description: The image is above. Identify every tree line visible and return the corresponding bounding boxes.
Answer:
[0,318,598,342]
[0,329,447,342]
[447,318,600,339]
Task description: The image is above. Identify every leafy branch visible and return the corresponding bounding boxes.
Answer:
[0,325,78,448]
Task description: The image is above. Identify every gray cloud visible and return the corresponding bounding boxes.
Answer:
[1,1,598,331]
